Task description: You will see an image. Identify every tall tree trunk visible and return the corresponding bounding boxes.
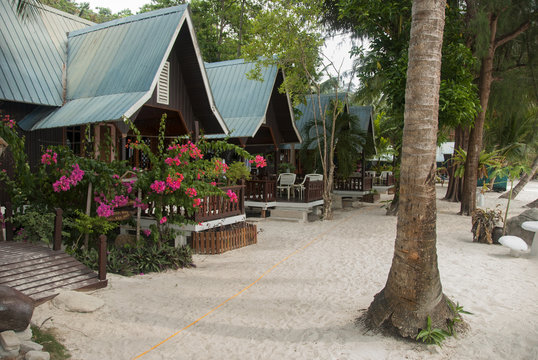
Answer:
[366,0,453,337]
[460,11,530,215]
[444,126,468,202]
[236,0,245,57]
[460,14,497,215]
[500,154,538,199]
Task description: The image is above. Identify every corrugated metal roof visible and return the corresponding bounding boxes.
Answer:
[66,6,188,100]
[284,93,347,150]
[20,92,146,130]
[0,1,93,106]
[349,106,374,133]
[205,59,277,138]
[17,4,227,133]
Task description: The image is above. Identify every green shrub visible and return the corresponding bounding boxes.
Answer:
[13,209,56,244]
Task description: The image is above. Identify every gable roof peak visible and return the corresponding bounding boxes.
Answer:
[69,4,189,38]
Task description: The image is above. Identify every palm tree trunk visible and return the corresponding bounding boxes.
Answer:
[500,154,538,199]
[444,126,468,202]
[366,0,453,337]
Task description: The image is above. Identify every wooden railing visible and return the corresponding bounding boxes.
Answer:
[193,184,245,222]
[334,176,373,192]
[245,180,276,202]
[143,184,245,223]
[304,179,324,202]
[376,175,395,186]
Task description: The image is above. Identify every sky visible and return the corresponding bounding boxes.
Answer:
[85,0,357,80]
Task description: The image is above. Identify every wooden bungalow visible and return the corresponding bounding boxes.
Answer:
[0,2,252,287]
[284,95,377,197]
[5,3,228,165]
[204,59,301,172]
[205,60,328,220]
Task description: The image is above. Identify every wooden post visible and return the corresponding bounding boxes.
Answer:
[98,235,107,281]
[84,183,92,249]
[5,202,13,242]
[136,189,142,243]
[239,180,245,215]
[53,208,63,251]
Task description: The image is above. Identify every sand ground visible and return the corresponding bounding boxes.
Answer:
[32,182,538,360]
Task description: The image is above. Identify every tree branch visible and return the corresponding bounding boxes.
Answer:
[494,20,530,50]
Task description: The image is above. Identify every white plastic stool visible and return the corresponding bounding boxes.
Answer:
[499,235,528,257]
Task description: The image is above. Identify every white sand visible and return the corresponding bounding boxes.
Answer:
[32,182,538,360]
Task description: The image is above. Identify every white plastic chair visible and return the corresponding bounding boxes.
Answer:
[277,173,296,199]
[294,174,323,200]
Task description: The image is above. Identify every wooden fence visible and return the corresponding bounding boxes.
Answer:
[245,180,276,202]
[334,176,373,192]
[190,223,257,254]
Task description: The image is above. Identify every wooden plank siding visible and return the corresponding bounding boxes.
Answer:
[191,223,257,255]
[0,242,107,304]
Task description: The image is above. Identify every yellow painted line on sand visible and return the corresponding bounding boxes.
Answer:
[132,206,373,359]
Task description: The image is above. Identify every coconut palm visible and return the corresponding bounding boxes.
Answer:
[365,0,455,337]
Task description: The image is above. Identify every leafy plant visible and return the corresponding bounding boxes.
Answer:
[226,161,252,184]
[65,210,118,250]
[447,301,472,336]
[13,209,56,244]
[278,162,296,174]
[471,206,503,244]
[416,316,450,347]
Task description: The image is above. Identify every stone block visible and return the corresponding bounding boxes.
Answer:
[0,345,19,358]
[52,290,104,313]
[15,326,33,342]
[0,330,21,352]
[25,350,50,360]
[20,340,43,352]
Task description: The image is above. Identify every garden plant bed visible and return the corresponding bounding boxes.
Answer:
[190,222,257,254]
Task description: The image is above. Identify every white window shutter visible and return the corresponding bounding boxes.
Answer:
[157,61,170,105]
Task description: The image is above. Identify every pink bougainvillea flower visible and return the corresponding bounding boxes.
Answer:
[150,180,166,194]
[210,181,217,186]
[227,189,238,203]
[142,229,151,237]
[96,203,114,218]
[160,216,167,224]
[193,198,201,208]
[254,155,267,168]
[185,187,197,198]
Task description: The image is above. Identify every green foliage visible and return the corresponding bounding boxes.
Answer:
[447,301,473,336]
[453,148,504,180]
[226,161,251,184]
[70,243,193,276]
[64,210,118,249]
[13,209,56,244]
[31,325,70,360]
[300,105,366,178]
[416,316,451,347]
[277,162,296,174]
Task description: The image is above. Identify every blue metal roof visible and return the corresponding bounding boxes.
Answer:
[349,105,374,133]
[285,93,348,150]
[0,1,93,106]
[17,4,227,133]
[205,59,278,138]
[66,6,188,100]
